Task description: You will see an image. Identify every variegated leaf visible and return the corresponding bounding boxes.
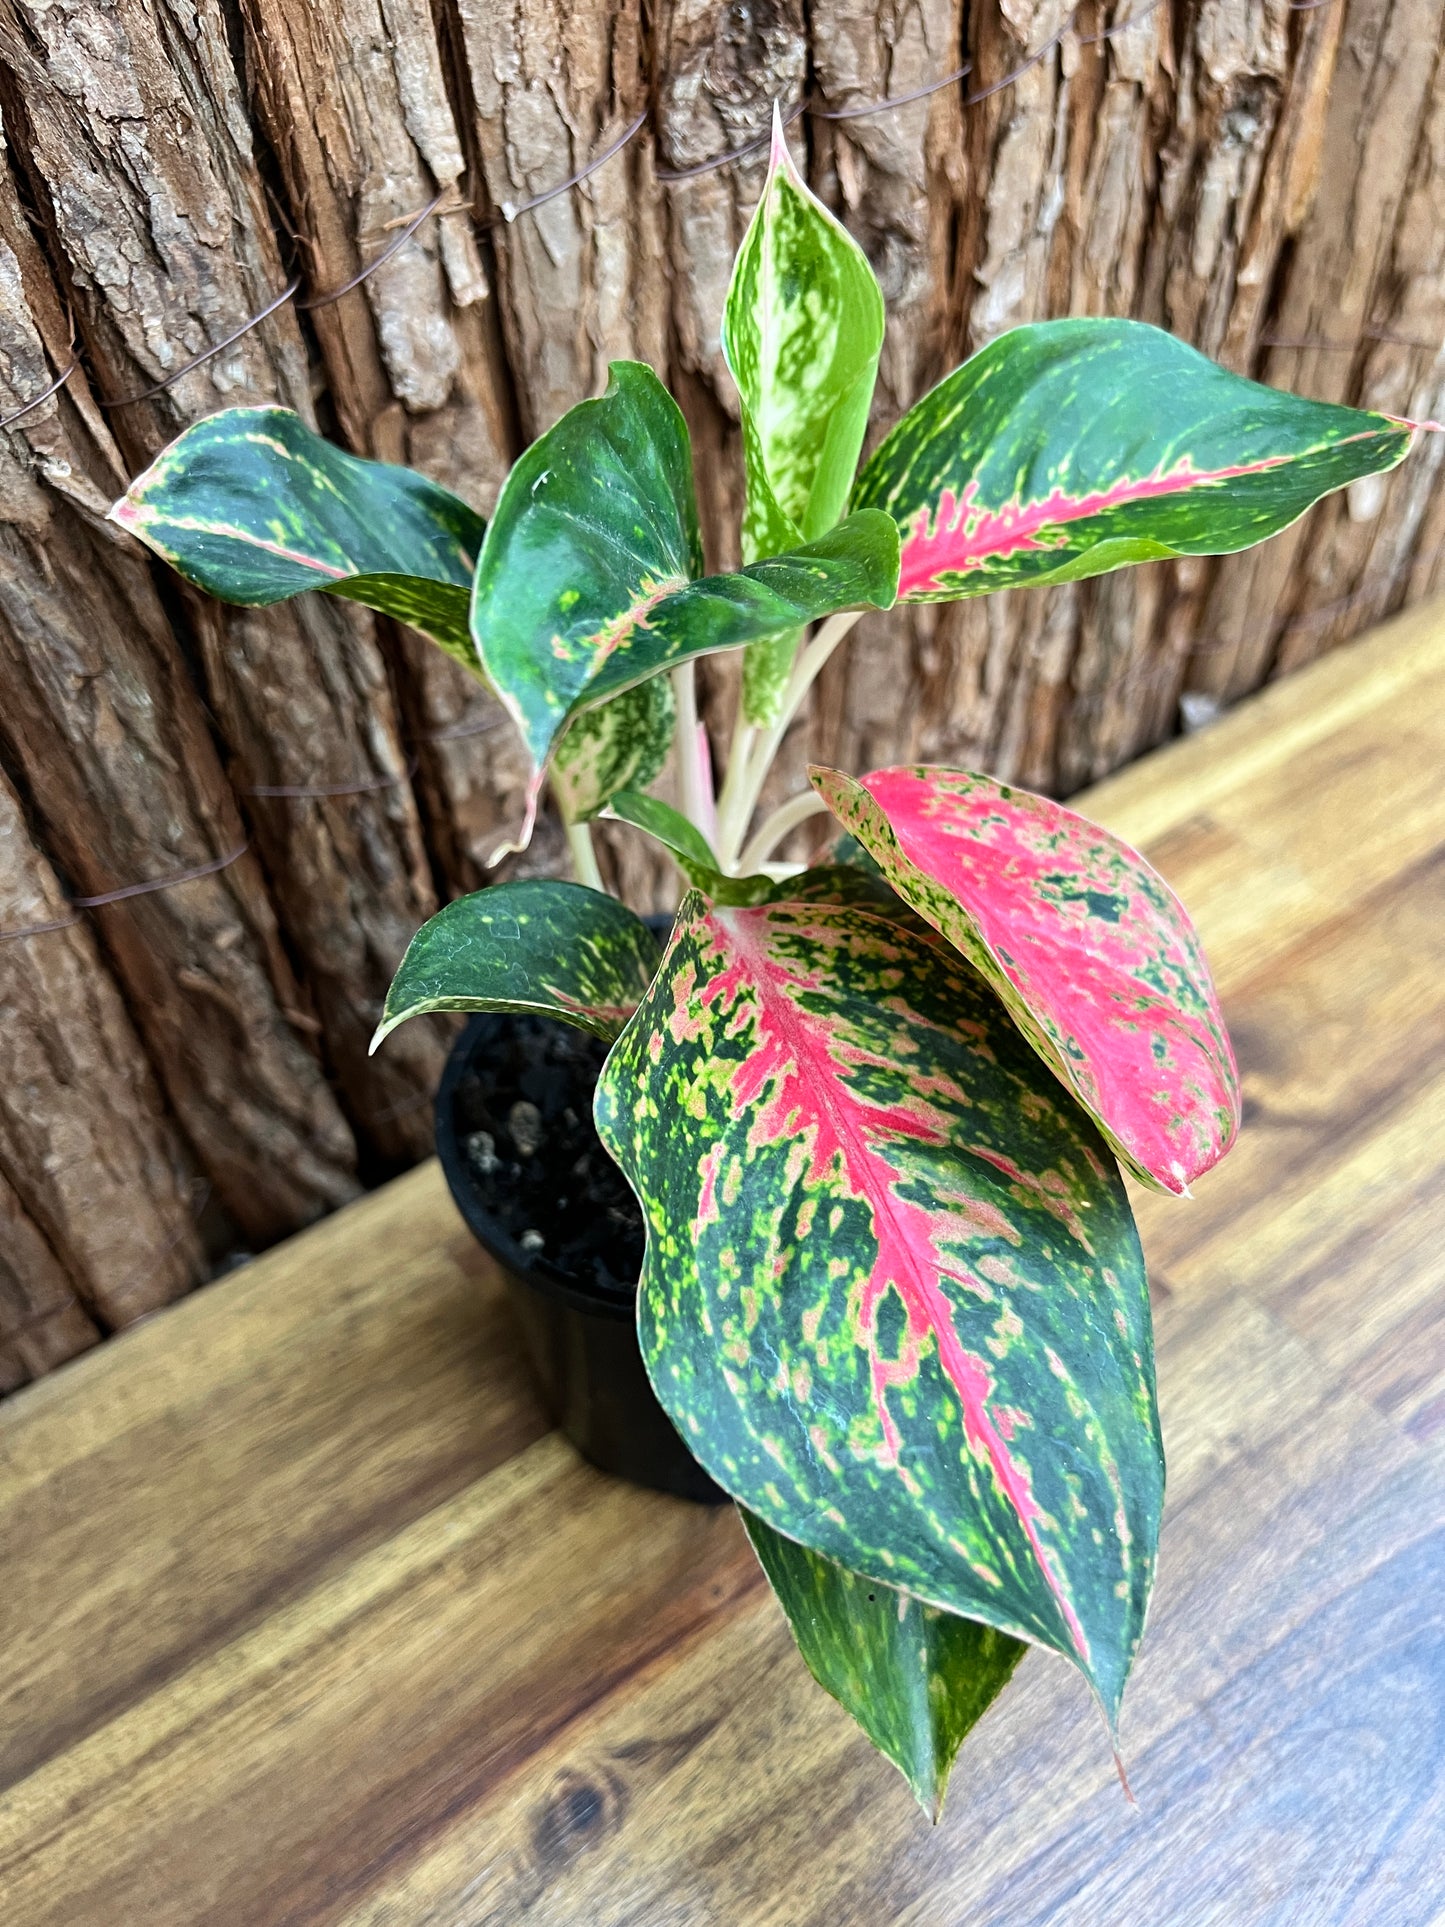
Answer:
[743,1509,1025,1818]
[852,319,1413,602]
[372,879,659,1049]
[110,406,487,668]
[550,680,676,825]
[472,359,898,851]
[811,765,1240,1196]
[595,893,1162,1721]
[722,107,885,724]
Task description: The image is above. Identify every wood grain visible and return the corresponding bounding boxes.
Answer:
[1,598,1442,1924]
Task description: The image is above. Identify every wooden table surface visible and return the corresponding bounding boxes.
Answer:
[3,605,1444,1927]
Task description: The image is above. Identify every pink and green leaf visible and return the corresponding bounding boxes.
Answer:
[812,765,1239,1195]
[372,879,660,1049]
[853,319,1413,602]
[742,1509,1026,1818]
[110,407,487,669]
[471,361,898,849]
[595,893,1162,1722]
[722,107,886,723]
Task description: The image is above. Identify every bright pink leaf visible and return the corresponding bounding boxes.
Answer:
[811,765,1240,1194]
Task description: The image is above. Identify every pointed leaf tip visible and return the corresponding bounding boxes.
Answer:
[742,1511,1026,1816]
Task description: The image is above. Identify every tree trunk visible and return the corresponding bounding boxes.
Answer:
[0,769,202,1384]
[0,0,447,1167]
[0,127,359,1245]
[1,0,1442,1382]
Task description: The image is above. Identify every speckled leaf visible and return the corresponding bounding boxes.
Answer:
[811,766,1240,1196]
[852,319,1413,602]
[722,108,885,723]
[742,1509,1026,1817]
[472,361,898,851]
[595,893,1163,1721]
[550,680,676,825]
[373,879,659,1050]
[110,407,486,669]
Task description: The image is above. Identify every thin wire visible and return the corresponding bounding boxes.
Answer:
[299,192,445,310]
[488,110,649,222]
[0,841,249,943]
[812,62,972,121]
[655,98,810,185]
[0,355,78,432]
[102,278,303,409]
[962,15,1078,107]
[414,716,496,744]
[239,756,418,799]
[1265,324,1441,351]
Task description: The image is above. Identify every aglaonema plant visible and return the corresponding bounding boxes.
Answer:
[113,110,1423,1816]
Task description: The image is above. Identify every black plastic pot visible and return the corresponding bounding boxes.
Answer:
[435,1009,727,1505]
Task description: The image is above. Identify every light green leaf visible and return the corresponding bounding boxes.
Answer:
[551,680,677,825]
[742,1510,1026,1818]
[723,107,885,723]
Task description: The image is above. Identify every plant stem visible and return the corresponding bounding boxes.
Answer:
[671,662,712,836]
[714,719,758,865]
[737,790,829,873]
[565,818,605,892]
[716,609,864,869]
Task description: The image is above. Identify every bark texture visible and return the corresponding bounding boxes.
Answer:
[1,0,1442,1381]
[0,127,359,1249]
[0,769,201,1387]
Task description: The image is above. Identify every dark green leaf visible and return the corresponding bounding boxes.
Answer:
[742,1509,1026,1818]
[373,879,659,1048]
[111,407,487,667]
[473,363,899,846]
[608,790,774,904]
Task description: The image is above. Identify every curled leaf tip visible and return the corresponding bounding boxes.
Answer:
[488,774,542,867]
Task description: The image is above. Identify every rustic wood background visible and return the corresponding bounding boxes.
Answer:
[1,0,1442,1390]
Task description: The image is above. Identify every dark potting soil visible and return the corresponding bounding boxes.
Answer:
[450,1017,645,1295]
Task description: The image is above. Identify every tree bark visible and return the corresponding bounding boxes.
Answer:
[0,131,359,1243]
[0,0,446,1165]
[0,769,203,1372]
[2,0,1444,1381]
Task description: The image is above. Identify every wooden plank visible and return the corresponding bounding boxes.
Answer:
[1,604,1442,1925]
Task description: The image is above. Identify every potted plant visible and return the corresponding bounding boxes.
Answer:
[113,112,1422,1816]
